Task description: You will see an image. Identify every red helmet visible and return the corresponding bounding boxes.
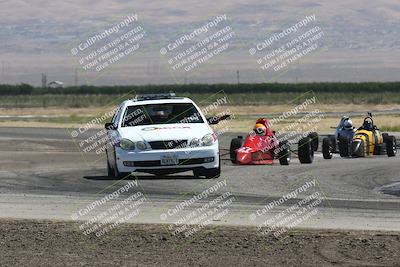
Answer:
[254,123,267,136]
[255,118,273,136]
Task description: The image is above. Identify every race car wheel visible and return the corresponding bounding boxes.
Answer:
[109,148,131,179]
[298,137,314,164]
[204,167,220,179]
[322,137,333,159]
[329,135,336,152]
[382,133,389,143]
[278,141,291,165]
[338,137,350,157]
[230,138,244,164]
[113,163,122,178]
[194,157,221,179]
[112,158,130,179]
[386,136,397,157]
[106,153,120,179]
[194,167,220,179]
[373,143,385,155]
[307,132,319,151]
[107,158,113,177]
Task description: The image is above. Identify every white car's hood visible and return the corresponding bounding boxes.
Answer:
[118,123,212,142]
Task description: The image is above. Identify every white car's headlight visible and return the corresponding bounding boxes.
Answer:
[136,141,147,150]
[190,138,201,147]
[202,134,214,146]
[120,138,135,150]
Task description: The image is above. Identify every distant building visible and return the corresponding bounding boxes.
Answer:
[48,81,63,88]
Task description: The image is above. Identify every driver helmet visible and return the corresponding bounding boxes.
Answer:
[155,110,166,117]
[343,119,353,130]
[254,123,266,136]
[255,118,273,136]
[363,120,373,130]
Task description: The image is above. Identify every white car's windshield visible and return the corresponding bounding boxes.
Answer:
[121,103,204,127]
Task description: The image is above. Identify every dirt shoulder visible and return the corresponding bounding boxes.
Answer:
[0,219,399,266]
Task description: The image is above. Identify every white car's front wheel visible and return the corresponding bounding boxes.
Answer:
[193,157,220,179]
[107,159,113,177]
[107,153,129,179]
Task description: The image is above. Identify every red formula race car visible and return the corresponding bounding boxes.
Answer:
[229,118,318,165]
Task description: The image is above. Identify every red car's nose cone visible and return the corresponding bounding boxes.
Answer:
[237,149,252,164]
[235,134,277,165]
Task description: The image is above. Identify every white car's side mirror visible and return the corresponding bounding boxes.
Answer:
[105,122,117,130]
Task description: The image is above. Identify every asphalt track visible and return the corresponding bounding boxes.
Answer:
[1,127,400,231]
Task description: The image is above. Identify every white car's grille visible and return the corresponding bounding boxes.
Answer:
[148,140,188,150]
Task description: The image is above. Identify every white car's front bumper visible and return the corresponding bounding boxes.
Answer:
[115,143,219,173]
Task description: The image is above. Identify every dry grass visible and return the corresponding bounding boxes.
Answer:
[0,107,108,116]
[0,121,82,129]
[2,104,400,116]
[2,105,399,133]
[206,104,400,116]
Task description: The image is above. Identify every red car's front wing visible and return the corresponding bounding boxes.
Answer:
[236,148,275,165]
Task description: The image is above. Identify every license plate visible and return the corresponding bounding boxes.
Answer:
[160,155,179,165]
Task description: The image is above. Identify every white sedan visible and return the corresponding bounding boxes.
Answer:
[105,93,224,179]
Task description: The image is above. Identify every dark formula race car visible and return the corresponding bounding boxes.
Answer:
[322,113,397,159]
[322,116,356,159]
[230,118,318,165]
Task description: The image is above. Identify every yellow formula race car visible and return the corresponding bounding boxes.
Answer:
[337,113,397,158]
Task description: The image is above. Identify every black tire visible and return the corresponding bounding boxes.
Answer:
[107,159,113,177]
[230,138,243,164]
[110,150,131,179]
[112,162,131,179]
[298,137,314,164]
[204,167,220,179]
[106,153,118,179]
[382,133,389,143]
[194,167,220,179]
[193,169,201,177]
[194,156,221,179]
[307,132,319,151]
[329,135,337,152]
[386,136,397,157]
[113,157,121,178]
[278,141,291,165]
[322,137,333,159]
[338,137,349,157]
[373,144,385,155]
